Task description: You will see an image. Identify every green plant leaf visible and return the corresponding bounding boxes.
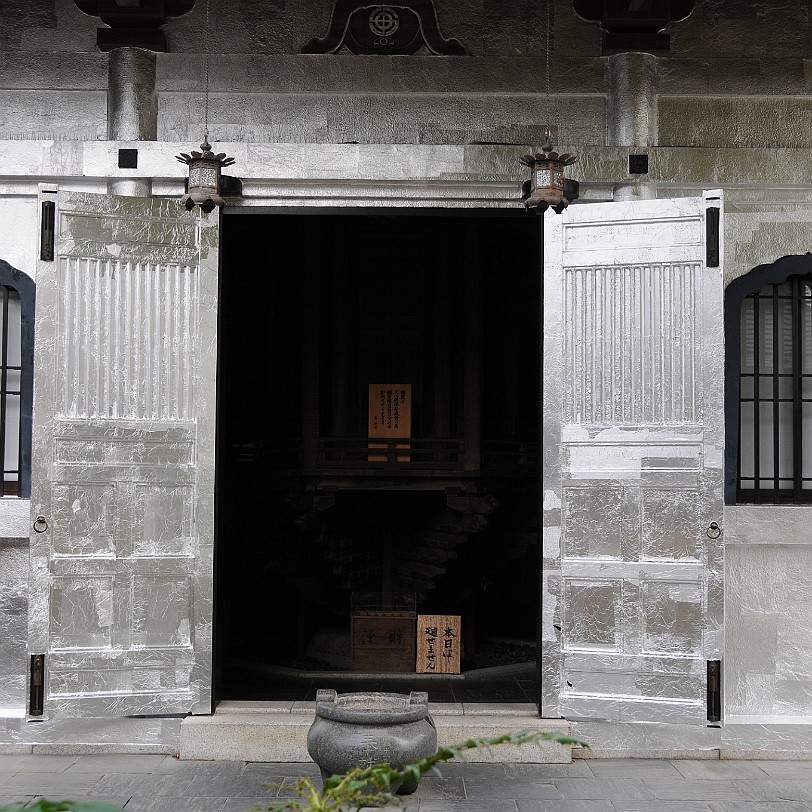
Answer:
[250,728,588,812]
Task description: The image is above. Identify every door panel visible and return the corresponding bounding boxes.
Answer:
[29,191,218,717]
[542,193,724,723]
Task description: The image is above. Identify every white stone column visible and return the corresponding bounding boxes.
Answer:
[107,47,157,197]
[607,52,658,201]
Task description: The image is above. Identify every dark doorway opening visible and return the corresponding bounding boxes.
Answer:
[215,209,540,703]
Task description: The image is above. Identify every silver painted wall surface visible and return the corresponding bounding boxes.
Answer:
[0,0,812,750]
[725,506,812,722]
[724,205,812,286]
[0,538,28,716]
[720,204,812,724]
[0,1,811,150]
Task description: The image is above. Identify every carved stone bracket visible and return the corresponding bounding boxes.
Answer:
[75,0,196,52]
[302,1,467,55]
[573,0,695,54]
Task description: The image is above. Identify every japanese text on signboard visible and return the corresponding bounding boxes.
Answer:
[417,614,460,674]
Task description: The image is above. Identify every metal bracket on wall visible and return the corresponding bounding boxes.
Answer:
[706,207,720,268]
[40,201,55,262]
[707,659,721,722]
[29,654,45,717]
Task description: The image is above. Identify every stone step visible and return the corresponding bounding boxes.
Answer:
[180,701,573,763]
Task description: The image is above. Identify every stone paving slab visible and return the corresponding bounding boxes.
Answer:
[612,803,713,811]
[157,761,252,783]
[0,754,80,772]
[90,772,193,798]
[0,796,36,807]
[729,778,812,803]
[0,756,812,810]
[39,797,131,808]
[1,770,107,794]
[707,803,812,811]
[181,773,281,798]
[419,802,518,812]
[221,798,274,812]
[64,755,170,773]
[555,778,655,801]
[242,761,320,778]
[586,759,684,779]
[671,760,772,779]
[463,775,560,800]
[506,761,594,778]
[750,760,812,778]
[643,778,754,802]
[122,797,228,812]
[515,802,614,811]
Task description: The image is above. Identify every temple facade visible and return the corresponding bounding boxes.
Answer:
[1,0,811,757]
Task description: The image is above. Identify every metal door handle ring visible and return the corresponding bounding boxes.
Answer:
[33,516,48,533]
[706,521,721,539]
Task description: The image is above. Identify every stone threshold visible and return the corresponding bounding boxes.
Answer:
[215,699,539,716]
[571,720,812,760]
[179,701,572,763]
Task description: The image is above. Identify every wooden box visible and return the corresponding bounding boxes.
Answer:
[350,593,417,672]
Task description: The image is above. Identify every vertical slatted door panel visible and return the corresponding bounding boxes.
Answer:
[29,191,219,717]
[542,193,724,723]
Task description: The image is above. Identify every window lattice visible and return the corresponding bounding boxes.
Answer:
[738,275,812,503]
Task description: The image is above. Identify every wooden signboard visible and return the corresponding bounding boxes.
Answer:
[368,384,411,462]
[416,614,461,674]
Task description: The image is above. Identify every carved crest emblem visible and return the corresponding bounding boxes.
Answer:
[302,1,467,55]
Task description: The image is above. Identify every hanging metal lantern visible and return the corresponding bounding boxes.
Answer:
[176,140,235,213]
[520,144,578,215]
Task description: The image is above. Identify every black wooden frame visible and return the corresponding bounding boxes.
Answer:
[725,254,812,504]
[0,260,35,498]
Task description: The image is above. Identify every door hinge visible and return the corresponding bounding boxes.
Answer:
[707,659,721,723]
[29,653,45,716]
[706,206,720,268]
[40,201,55,262]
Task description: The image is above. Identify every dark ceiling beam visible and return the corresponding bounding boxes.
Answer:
[75,0,196,51]
[573,0,695,54]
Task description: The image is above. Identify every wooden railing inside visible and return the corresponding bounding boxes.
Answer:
[228,438,537,475]
[319,437,464,469]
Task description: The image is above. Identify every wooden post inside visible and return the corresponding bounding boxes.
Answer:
[331,258,350,438]
[302,247,320,469]
[435,238,451,454]
[464,224,482,471]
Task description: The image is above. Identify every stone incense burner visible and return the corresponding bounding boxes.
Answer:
[307,688,437,795]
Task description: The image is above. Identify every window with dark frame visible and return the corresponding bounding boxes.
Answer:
[0,260,35,499]
[737,273,812,504]
[0,284,23,495]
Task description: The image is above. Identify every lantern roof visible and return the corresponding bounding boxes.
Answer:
[176,148,236,168]
[520,151,578,168]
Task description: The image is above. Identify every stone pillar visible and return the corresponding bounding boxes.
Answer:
[607,52,658,201]
[107,47,157,197]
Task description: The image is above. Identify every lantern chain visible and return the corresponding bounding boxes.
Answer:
[545,0,552,147]
[203,0,211,150]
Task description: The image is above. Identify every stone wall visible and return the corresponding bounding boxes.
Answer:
[725,507,812,721]
[0,1,811,150]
